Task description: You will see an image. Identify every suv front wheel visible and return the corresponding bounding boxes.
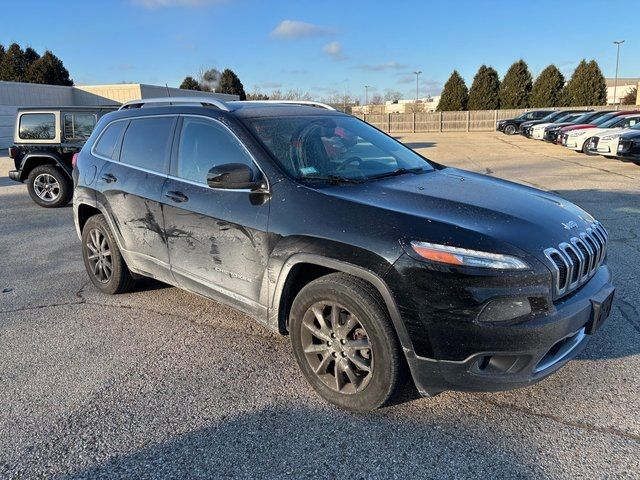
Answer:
[289,273,406,411]
[26,165,73,208]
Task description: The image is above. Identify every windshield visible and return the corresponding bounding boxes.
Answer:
[593,113,619,126]
[571,113,596,124]
[244,115,434,182]
[540,111,565,122]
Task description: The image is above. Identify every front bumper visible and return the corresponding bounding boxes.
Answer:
[386,256,614,396]
[8,169,23,182]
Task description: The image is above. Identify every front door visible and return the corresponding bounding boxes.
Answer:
[161,115,271,318]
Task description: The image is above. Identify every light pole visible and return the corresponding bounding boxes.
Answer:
[413,70,422,102]
[364,85,371,106]
[613,40,625,109]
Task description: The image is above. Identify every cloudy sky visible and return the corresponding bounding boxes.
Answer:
[3,0,638,101]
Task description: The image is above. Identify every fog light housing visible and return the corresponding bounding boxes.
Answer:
[477,297,532,323]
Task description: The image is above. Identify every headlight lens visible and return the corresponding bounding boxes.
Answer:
[409,241,529,270]
[568,131,584,137]
[602,134,620,141]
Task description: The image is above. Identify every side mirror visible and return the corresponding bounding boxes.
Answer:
[207,163,263,190]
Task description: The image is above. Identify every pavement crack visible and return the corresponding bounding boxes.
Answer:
[478,397,640,443]
[616,298,640,334]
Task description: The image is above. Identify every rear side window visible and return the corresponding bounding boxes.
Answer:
[94,121,126,160]
[120,117,175,173]
[19,113,55,140]
[64,113,97,141]
[177,117,254,184]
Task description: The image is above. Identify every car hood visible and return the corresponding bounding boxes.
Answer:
[561,123,595,133]
[570,127,610,138]
[320,168,596,259]
[593,127,626,139]
[621,130,640,140]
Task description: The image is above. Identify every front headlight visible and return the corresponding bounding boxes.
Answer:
[568,131,584,137]
[408,241,529,270]
[601,134,620,141]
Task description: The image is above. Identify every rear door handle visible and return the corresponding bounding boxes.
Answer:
[165,191,189,203]
[101,173,117,183]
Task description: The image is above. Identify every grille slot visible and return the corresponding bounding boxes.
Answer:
[544,221,608,299]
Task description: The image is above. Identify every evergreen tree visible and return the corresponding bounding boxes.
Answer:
[621,87,637,106]
[23,47,40,66]
[437,70,468,111]
[179,76,201,91]
[0,44,5,71]
[218,69,247,100]
[26,51,73,86]
[530,65,565,107]
[499,59,533,108]
[468,65,500,110]
[563,59,607,106]
[0,43,27,81]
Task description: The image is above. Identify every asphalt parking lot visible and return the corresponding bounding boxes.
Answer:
[1,132,639,479]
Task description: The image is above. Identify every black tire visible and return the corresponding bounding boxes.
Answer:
[81,214,136,295]
[289,273,406,411]
[504,124,517,135]
[581,139,592,154]
[26,165,73,208]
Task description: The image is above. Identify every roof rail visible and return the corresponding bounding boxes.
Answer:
[233,100,336,111]
[119,97,230,111]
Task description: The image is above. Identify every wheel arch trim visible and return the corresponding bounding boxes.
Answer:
[21,152,72,180]
[271,253,415,353]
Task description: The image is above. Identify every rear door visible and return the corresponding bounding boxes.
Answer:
[94,115,177,283]
[161,115,271,318]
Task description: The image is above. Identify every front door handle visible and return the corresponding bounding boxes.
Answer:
[165,191,189,203]
[101,173,117,183]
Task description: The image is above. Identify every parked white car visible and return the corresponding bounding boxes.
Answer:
[530,112,588,140]
[588,126,640,157]
[563,114,640,153]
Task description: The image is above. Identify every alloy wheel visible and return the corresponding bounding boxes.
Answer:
[300,301,373,394]
[33,173,60,202]
[86,228,112,283]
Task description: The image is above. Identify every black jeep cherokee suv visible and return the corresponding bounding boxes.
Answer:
[73,98,615,411]
[8,106,115,207]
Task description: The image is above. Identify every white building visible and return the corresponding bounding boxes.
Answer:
[605,78,639,105]
[0,81,237,148]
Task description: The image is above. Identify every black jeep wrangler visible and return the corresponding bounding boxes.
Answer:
[8,106,116,207]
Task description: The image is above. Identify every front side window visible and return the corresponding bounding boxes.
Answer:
[64,113,97,141]
[624,118,639,128]
[120,117,175,172]
[94,121,126,160]
[19,113,55,140]
[177,117,255,184]
[244,116,434,182]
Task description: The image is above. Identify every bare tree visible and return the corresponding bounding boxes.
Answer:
[269,89,313,101]
[198,67,221,92]
[370,94,384,105]
[383,89,403,102]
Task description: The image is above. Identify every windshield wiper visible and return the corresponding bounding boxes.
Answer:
[367,167,425,180]
[301,174,363,185]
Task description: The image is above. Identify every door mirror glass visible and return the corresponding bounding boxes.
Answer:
[207,163,262,190]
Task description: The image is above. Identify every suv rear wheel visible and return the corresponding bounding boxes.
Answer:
[26,165,73,208]
[81,214,136,294]
[289,273,405,411]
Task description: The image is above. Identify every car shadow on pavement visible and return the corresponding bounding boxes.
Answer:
[63,404,549,479]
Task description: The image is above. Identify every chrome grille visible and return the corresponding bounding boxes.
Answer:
[544,222,608,298]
